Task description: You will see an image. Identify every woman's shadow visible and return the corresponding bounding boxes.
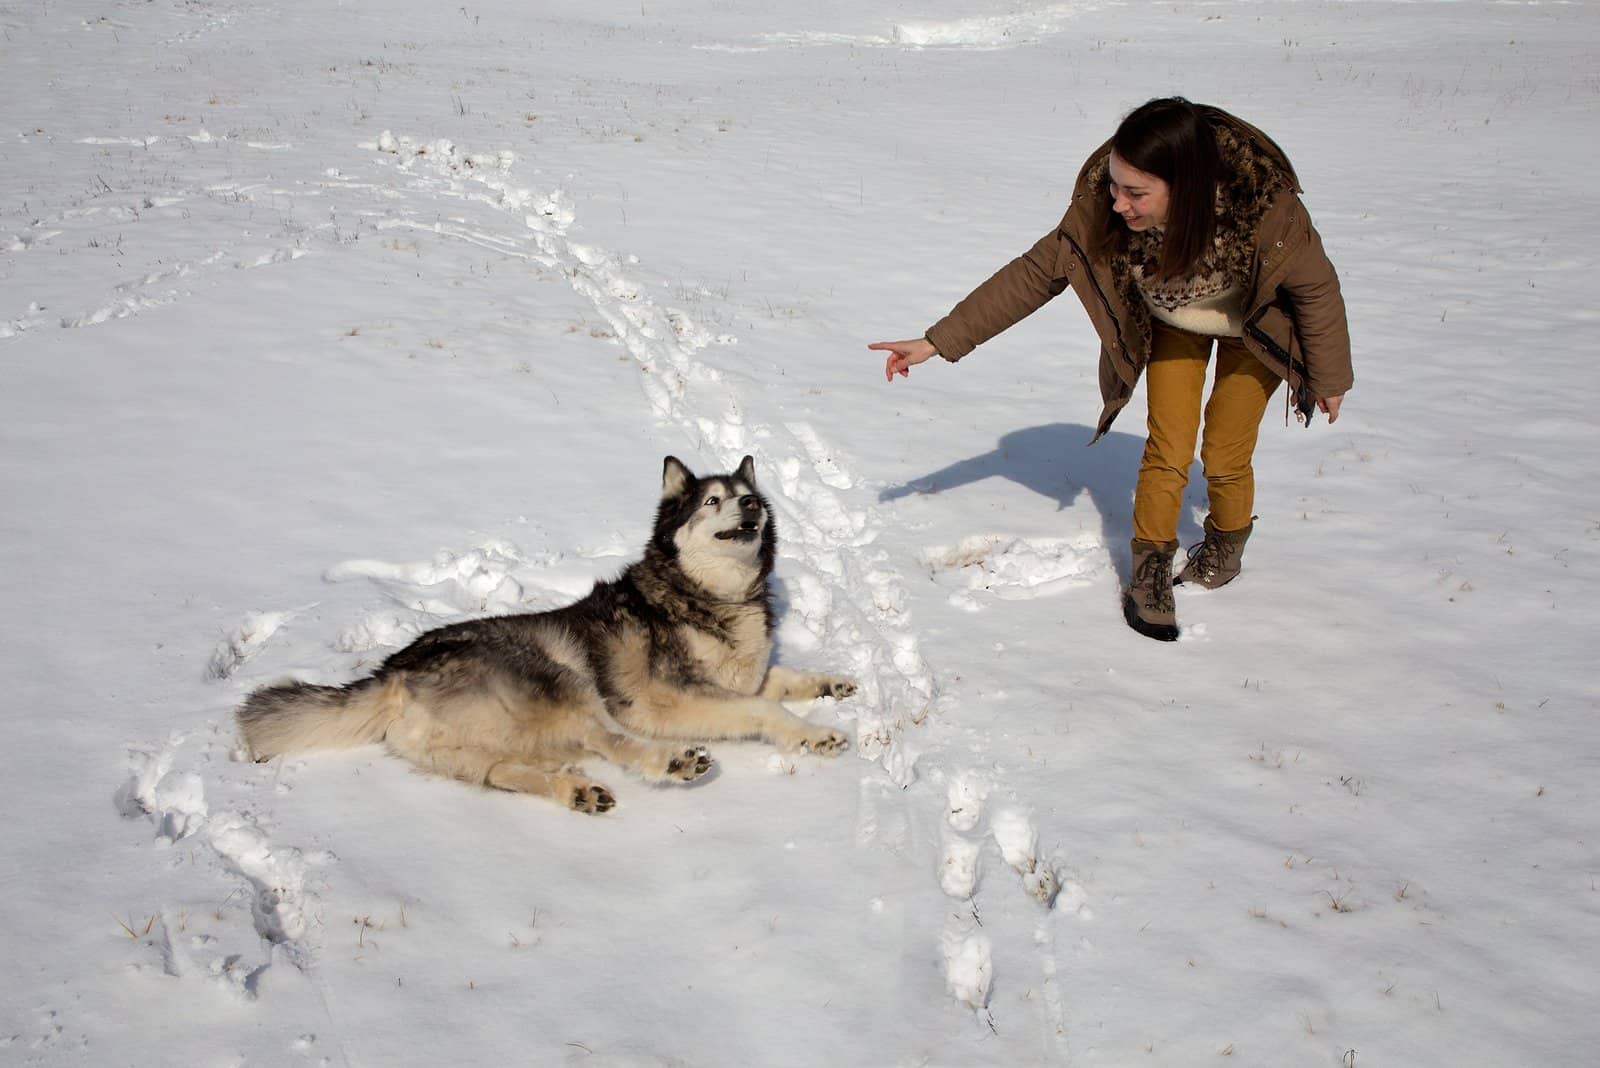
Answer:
[877,422,1206,583]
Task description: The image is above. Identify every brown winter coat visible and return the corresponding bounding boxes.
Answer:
[924,111,1352,441]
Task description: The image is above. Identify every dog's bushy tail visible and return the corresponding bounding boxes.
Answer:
[237,674,405,761]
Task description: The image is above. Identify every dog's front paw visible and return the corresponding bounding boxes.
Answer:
[665,746,714,782]
[571,784,616,814]
[818,676,857,700]
[800,729,850,757]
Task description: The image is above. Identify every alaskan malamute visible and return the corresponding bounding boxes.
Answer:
[237,456,854,813]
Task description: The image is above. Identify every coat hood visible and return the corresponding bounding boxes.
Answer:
[1075,108,1300,363]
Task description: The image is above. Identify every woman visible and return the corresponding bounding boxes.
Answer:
[870,97,1351,642]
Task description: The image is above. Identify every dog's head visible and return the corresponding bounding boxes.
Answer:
[653,455,776,593]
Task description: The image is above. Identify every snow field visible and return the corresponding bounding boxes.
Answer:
[3,0,1598,1063]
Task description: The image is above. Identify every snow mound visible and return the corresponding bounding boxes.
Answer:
[941,929,994,1009]
[207,610,297,680]
[924,533,1105,607]
[892,6,1090,49]
[326,541,529,616]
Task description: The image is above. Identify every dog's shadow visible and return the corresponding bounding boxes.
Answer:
[875,422,1207,584]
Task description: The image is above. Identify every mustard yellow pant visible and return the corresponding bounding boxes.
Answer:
[1132,321,1282,545]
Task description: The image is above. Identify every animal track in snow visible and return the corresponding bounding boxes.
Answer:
[207,811,315,951]
[991,807,1061,908]
[27,239,302,336]
[785,421,854,489]
[368,132,711,426]
[60,291,185,329]
[237,247,308,269]
[0,300,48,340]
[941,927,995,1011]
[117,738,209,843]
[946,772,990,832]
[126,910,276,1002]
[934,770,985,895]
[5,228,62,251]
[942,776,1071,912]
[207,609,298,680]
[1055,878,1092,920]
[116,724,324,983]
[939,833,982,899]
[10,1007,83,1056]
[159,0,245,44]
[0,130,334,343]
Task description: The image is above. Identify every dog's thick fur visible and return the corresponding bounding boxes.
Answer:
[237,456,854,813]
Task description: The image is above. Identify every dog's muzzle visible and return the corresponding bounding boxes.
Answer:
[715,496,764,540]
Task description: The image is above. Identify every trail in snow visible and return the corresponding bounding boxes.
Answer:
[106,124,1090,1024]
[361,131,1093,1024]
[0,134,331,343]
[368,130,938,788]
[116,731,325,996]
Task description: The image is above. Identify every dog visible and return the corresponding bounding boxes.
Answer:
[237,456,855,813]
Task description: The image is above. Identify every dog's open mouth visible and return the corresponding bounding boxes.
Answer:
[715,520,761,541]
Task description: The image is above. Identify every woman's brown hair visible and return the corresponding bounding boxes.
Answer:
[1091,97,1223,281]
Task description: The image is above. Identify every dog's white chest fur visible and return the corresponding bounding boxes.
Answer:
[680,607,771,695]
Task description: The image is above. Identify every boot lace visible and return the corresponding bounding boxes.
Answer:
[1184,532,1227,582]
[1133,549,1175,613]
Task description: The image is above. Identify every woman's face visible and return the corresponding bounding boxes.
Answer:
[1108,150,1171,232]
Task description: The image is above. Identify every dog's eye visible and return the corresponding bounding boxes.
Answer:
[704,495,720,507]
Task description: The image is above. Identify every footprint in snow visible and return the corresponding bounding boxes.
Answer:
[939,834,982,900]
[991,807,1061,908]
[785,420,854,490]
[207,609,297,680]
[116,738,209,843]
[941,927,994,1011]
[945,772,990,832]
[923,533,1105,610]
[938,772,991,899]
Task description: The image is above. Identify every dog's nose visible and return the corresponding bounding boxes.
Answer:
[739,494,761,513]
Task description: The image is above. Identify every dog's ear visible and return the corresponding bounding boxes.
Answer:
[734,454,757,488]
[661,456,695,499]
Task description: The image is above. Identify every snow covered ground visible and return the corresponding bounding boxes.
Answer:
[3,0,1597,1063]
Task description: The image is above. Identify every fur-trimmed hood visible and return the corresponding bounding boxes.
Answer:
[1076,111,1300,365]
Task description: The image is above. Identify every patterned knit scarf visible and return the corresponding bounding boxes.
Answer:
[1094,122,1294,363]
[1129,228,1232,312]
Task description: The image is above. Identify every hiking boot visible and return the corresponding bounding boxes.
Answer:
[1175,517,1253,590]
[1122,538,1179,642]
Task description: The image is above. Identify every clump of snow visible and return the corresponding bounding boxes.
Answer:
[990,806,1038,872]
[938,833,982,899]
[326,543,528,616]
[945,773,989,832]
[207,610,296,680]
[941,929,995,1010]
[118,742,210,843]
